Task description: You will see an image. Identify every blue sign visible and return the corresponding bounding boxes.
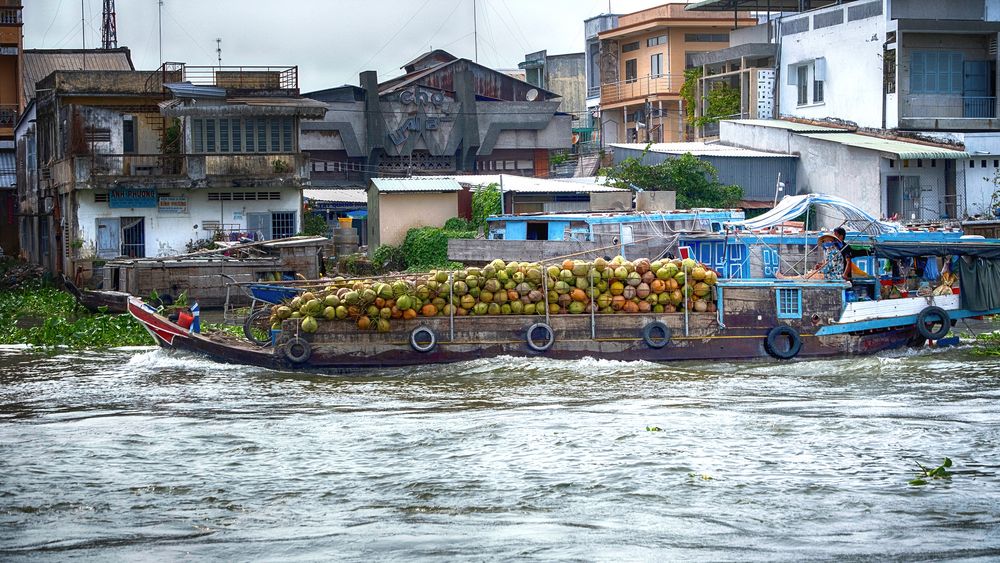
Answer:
[109,187,157,208]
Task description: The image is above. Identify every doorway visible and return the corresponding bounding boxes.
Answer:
[121,217,145,258]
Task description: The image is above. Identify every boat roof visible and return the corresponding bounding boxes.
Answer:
[726,193,900,235]
[487,209,744,224]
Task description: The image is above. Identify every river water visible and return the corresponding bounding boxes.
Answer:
[1,345,999,561]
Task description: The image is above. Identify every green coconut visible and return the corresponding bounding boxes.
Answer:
[301,315,318,333]
[324,294,340,307]
[323,306,336,320]
[335,305,348,319]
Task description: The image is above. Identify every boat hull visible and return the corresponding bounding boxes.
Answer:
[128,297,922,371]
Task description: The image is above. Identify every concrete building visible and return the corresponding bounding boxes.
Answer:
[688,0,1000,221]
[366,177,462,250]
[596,3,755,145]
[301,50,572,184]
[519,50,587,146]
[584,13,620,148]
[20,62,325,276]
[453,173,626,215]
[0,0,22,255]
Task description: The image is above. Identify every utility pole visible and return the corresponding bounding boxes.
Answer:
[473,0,478,63]
[81,0,86,69]
[158,0,164,66]
[101,0,117,49]
[216,38,222,68]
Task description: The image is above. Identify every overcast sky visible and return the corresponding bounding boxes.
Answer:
[23,0,687,92]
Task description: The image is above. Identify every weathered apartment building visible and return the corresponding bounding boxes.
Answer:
[17,61,325,275]
[300,50,571,182]
[0,0,22,256]
[687,0,1000,223]
[594,3,755,145]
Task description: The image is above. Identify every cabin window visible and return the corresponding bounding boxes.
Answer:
[526,222,549,241]
[776,288,802,319]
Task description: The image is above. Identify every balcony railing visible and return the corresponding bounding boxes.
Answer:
[0,7,21,24]
[901,95,997,120]
[90,154,187,177]
[182,66,298,91]
[53,153,309,186]
[600,74,681,105]
[0,104,17,128]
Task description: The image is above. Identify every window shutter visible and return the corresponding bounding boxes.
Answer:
[787,64,798,85]
[813,57,826,81]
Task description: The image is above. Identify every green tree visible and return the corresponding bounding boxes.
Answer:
[472,182,502,231]
[602,150,743,209]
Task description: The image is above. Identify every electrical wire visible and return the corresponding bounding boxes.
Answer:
[355,0,435,77]
[40,0,67,46]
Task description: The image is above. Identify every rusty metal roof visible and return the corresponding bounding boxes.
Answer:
[23,48,134,100]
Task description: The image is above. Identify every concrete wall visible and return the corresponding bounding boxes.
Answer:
[300,101,367,156]
[964,158,1000,216]
[878,157,949,221]
[899,33,993,120]
[374,191,458,248]
[721,121,883,224]
[544,54,587,119]
[780,4,887,128]
[75,187,301,258]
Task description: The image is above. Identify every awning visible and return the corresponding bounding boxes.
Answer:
[873,240,1000,260]
[726,193,900,235]
[798,132,970,160]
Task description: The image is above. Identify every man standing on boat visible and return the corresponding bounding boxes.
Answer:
[833,227,855,281]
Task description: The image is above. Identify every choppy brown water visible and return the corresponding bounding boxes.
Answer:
[1,345,999,560]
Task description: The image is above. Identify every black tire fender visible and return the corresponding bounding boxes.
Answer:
[765,325,802,360]
[243,309,273,346]
[526,322,555,353]
[642,321,672,349]
[410,326,437,353]
[916,306,951,340]
[284,337,311,364]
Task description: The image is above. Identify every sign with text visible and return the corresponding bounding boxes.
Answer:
[158,195,189,215]
[109,187,157,208]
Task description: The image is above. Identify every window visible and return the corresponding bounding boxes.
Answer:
[193,119,204,152]
[122,116,135,154]
[219,118,230,152]
[884,48,896,94]
[685,33,729,43]
[797,65,809,105]
[282,118,293,152]
[776,288,802,319]
[910,51,963,94]
[271,211,296,239]
[625,59,637,82]
[232,120,242,152]
[622,41,640,53]
[813,76,824,103]
[245,120,254,152]
[205,119,216,152]
[647,35,667,47]
[650,53,663,77]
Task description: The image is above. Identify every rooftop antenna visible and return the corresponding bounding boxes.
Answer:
[80,0,86,68]
[216,38,222,68]
[101,0,117,49]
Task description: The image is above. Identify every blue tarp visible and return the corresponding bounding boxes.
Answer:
[345,210,368,219]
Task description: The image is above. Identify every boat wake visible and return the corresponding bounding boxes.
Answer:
[124,348,256,374]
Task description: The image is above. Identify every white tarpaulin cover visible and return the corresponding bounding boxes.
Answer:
[725,193,900,235]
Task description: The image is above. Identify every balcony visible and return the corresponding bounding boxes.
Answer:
[600,74,681,106]
[899,95,999,130]
[0,6,21,24]
[0,104,16,131]
[52,153,309,190]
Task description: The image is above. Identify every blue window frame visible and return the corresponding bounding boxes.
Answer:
[776,288,802,319]
[910,51,963,94]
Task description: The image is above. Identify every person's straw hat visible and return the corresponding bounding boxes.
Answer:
[818,234,838,245]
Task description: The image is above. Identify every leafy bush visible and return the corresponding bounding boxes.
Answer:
[340,253,377,277]
[372,244,406,272]
[402,226,476,271]
[301,211,329,237]
[444,217,474,231]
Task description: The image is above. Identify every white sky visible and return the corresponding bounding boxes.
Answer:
[22,0,691,92]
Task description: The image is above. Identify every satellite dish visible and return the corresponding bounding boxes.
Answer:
[526,88,539,101]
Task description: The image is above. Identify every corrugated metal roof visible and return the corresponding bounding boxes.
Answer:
[303,188,367,203]
[611,142,795,158]
[724,119,845,133]
[164,82,227,98]
[23,48,134,100]
[452,174,625,193]
[798,132,971,160]
[0,150,15,189]
[370,177,462,193]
